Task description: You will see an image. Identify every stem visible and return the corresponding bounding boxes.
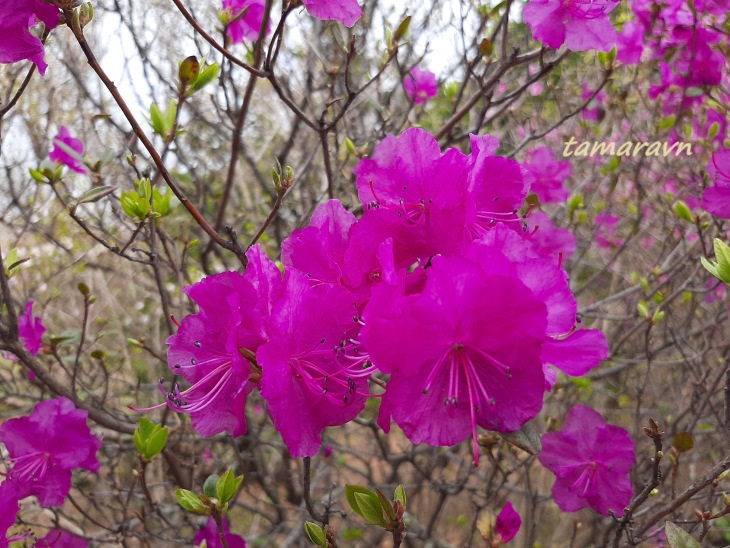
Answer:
[303,457,326,523]
[213,514,231,548]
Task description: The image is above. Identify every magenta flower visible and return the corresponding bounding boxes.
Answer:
[195,517,246,548]
[580,84,606,122]
[538,405,635,516]
[495,502,521,543]
[36,530,88,547]
[701,148,730,219]
[523,147,571,204]
[523,0,619,52]
[523,211,576,263]
[404,66,438,105]
[48,126,87,174]
[354,128,470,267]
[0,481,27,547]
[465,134,528,238]
[616,20,644,65]
[282,199,357,288]
[0,397,101,507]
[162,269,264,438]
[0,1,59,75]
[3,300,45,363]
[301,0,362,27]
[257,271,369,457]
[222,0,269,44]
[364,235,551,466]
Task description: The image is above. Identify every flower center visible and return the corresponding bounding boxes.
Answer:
[8,451,52,483]
[421,344,513,467]
[366,180,431,226]
[568,461,598,496]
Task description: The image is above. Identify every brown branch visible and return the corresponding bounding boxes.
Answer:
[63,11,247,265]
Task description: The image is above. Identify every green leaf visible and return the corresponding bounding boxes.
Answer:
[216,469,243,504]
[713,238,730,282]
[175,489,208,515]
[665,522,701,548]
[498,421,542,454]
[345,485,374,518]
[353,492,387,526]
[393,484,406,508]
[30,168,48,183]
[152,187,172,216]
[149,103,166,137]
[304,522,327,547]
[637,300,649,318]
[179,56,200,87]
[673,200,692,222]
[701,256,720,278]
[165,100,178,137]
[192,63,220,93]
[672,432,694,454]
[144,426,168,460]
[393,15,411,42]
[203,475,219,499]
[77,185,117,204]
[658,115,677,130]
[374,488,397,523]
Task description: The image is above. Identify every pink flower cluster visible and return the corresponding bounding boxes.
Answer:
[0,398,100,546]
[0,1,60,75]
[158,128,608,467]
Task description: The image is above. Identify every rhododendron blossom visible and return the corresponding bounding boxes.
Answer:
[258,270,369,457]
[523,147,571,203]
[523,0,620,52]
[195,517,246,548]
[404,66,438,105]
[701,148,730,219]
[222,0,269,44]
[495,502,521,543]
[2,300,45,364]
[538,405,635,516]
[364,233,552,465]
[49,126,87,174]
[0,397,101,507]
[0,1,59,75]
[160,267,265,438]
[301,0,362,27]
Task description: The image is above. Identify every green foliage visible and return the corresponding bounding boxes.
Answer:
[120,179,173,222]
[133,417,169,462]
[175,489,209,515]
[701,238,730,284]
[664,522,701,548]
[304,522,327,547]
[216,469,244,504]
[149,100,178,139]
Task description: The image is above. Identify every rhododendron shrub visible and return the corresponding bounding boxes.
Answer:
[1,0,729,545]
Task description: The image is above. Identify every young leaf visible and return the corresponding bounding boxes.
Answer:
[216,469,243,504]
[303,522,327,547]
[353,492,387,527]
[175,489,208,515]
[203,474,219,499]
[345,485,375,517]
[77,185,117,204]
[393,485,407,508]
[664,522,701,548]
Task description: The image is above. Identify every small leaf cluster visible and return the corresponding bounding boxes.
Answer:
[346,484,406,530]
[120,179,171,221]
[176,469,243,516]
[178,56,220,98]
[701,238,730,285]
[133,417,169,462]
